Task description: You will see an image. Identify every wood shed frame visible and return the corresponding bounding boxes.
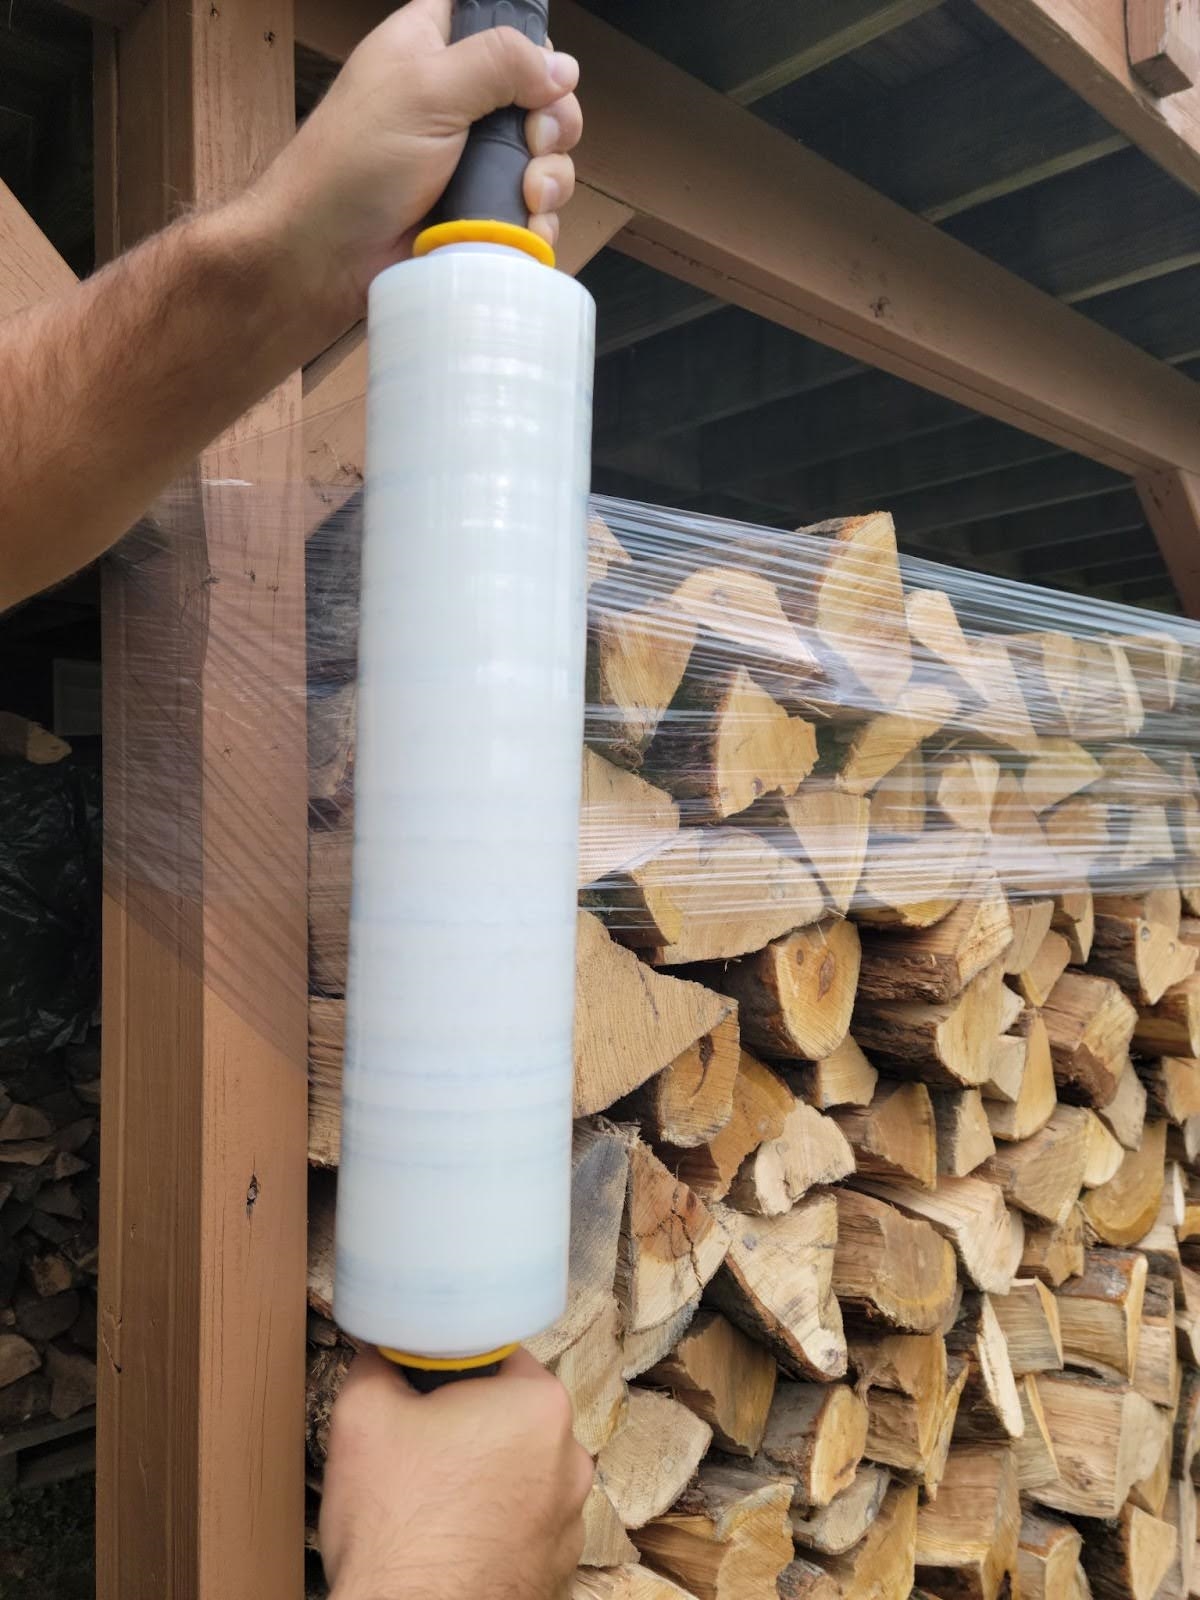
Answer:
[0,0,1199,1593]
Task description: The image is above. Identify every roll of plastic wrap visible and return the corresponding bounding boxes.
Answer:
[333,241,595,1358]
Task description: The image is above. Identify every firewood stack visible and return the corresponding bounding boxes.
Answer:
[304,500,1200,1600]
[0,1034,100,1436]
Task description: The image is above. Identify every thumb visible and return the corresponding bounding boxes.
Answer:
[430,26,579,123]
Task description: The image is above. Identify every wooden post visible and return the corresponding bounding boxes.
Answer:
[1136,469,1200,619]
[93,2,308,1596]
[1126,0,1200,96]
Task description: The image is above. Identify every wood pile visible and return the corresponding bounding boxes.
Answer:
[304,506,1200,1599]
[0,1032,100,1444]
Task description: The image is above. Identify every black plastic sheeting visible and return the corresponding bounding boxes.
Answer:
[0,752,100,1053]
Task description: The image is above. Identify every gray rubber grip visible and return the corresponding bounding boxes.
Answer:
[404,1360,502,1393]
[438,0,550,229]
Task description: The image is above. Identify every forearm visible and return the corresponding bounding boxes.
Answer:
[0,196,342,610]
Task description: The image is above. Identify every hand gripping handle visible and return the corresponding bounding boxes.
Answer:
[438,0,551,230]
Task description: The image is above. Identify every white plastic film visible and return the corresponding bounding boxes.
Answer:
[333,244,595,1356]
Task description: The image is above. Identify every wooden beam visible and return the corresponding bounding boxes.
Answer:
[558,180,633,275]
[56,0,146,24]
[973,0,1200,197]
[0,179,74,319]
[94,2,308,1596]
[1128,0,1200,96]
[1136,468,1200,614]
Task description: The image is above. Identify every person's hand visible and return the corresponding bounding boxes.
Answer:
[320,1347,594,1600]
[251,0,581,333]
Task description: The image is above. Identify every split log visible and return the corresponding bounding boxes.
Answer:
[1159,1480,1196,1600]
[1134,1274,1179,1410]
[621,1300,701,1384]
[44,1345,96,1420]
[709,920,861,1062]
[757,1381,868,1507]
[668,565,818,674]
[1179,1268,1200,1368]
[852,961,1007,1090]
[616,1133,728,1333]
[1043,971,1138,1107]
[1044,798,1110,882]
[1054,885,1096,964]
[848,1328,946,1476]
[831,1189,957,1333]
[1097,1057,1149,1151]
[627,1015,742,1150]
[763,785,870,914]
[1018,1512,1083,1600]
[1022,739,1103,813]
[595,1387,712,1530]
[1056,1248,1148,1381]
[852,829,983,930]
[977,1105,1090,1225]
[779,512,913,706]
[1081,1120,1168,1248]
[1079,1503,1177,1600]
[778,1560,841,1600]
[581,1484,641,1567]
[933,1090,996,1177]
[0,1332,40,1387]
[632,1464,793,1600]
[669,1053,792,1204]
[1135,975,1200,1060]
[709,1196,847,1381]
[1173,1368,1200,1480]
[1036,1372,1167,1517]
[855,877,1012,1005]
[1082,1109,1126,1188]
[587,512,631,588]
[914,1445,1020,1600]
[727,1101,854,1217]
[1015,931,1073,1009]
[789,1462,888,1554]
[985,1032,1027,1104]
[992,1278,1064,1375]
[1006,900,1057,976]
[1121,633,1183,712]
[1091,887,1196,1006]
[572,1566,696,1600]
[527,1122,631,1365]
[1131,1423,1174,1519]
[852,1174,1021,1294]
[830,1079,937,1189]
[575,911,734,1117]
[832,687,957,798]
[986,1010,1057,1143]
[931,751,1001,834]
[945,1292,1024,1443]
[554,1298,628,1454]
[1141,1057,1200,1126]
[586,597,697,770]
[807,1481,917,1600]
[906,588,988,703]
[579,748,681,888]
[868,747,925,838]
[1068,640,1144,741]
[1015,1373,1062,1491]
[646,1310,777,1458]
[925,1354,971,1498]
[990,773,1063,893]
[790,1036,878,1112]
[644,666,818,824]
[604,831,827,965]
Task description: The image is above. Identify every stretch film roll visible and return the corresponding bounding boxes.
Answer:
[333,242,595,1357]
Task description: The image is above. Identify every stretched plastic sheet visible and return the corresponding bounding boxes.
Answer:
[299,490,1200,993]
[104,477,1200,1025]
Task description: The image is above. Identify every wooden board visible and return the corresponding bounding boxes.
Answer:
[95,3,308,1596]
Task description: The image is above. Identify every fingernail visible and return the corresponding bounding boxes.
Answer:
[538,174,562,210]
[548,51,578,89]
[527,109,559,155]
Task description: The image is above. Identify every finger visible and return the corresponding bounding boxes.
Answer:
[499,1345,555,1382]
[430,26,579,123]
[525,93,583,157]
[528,212,559,250]
[525,152,574,216]
[403,0,452,36]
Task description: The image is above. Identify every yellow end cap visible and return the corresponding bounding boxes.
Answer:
[379,1342,519,1373]
[413,220,555,268]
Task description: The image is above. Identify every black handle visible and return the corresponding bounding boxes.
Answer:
[404,1360,503,1393]
[439,0,550,229]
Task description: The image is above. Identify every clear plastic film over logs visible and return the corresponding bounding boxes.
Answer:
[302,492,1200,995]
